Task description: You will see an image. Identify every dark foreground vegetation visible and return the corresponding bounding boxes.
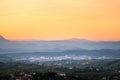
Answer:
[0,59,120,80]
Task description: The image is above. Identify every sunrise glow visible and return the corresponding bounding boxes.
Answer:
[0,0,120,41]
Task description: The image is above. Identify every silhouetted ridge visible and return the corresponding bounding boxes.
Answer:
[0,35,8,41]
[68,38,91,42]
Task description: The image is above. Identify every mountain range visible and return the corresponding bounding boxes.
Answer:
[0,35,120,53]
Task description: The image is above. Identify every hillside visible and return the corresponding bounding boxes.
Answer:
[0,35,120,53]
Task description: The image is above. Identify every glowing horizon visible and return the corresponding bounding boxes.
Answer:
[0,0,120,41]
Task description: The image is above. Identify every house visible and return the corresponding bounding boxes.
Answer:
[57,72,66,77]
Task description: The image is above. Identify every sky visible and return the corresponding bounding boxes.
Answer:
[0,0,120,41]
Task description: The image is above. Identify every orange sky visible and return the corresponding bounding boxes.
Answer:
[0,0,120,41]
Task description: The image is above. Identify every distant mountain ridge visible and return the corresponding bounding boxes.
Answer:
[0,35,120,42]
[0,35,8,42]
[0,35,120,53]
